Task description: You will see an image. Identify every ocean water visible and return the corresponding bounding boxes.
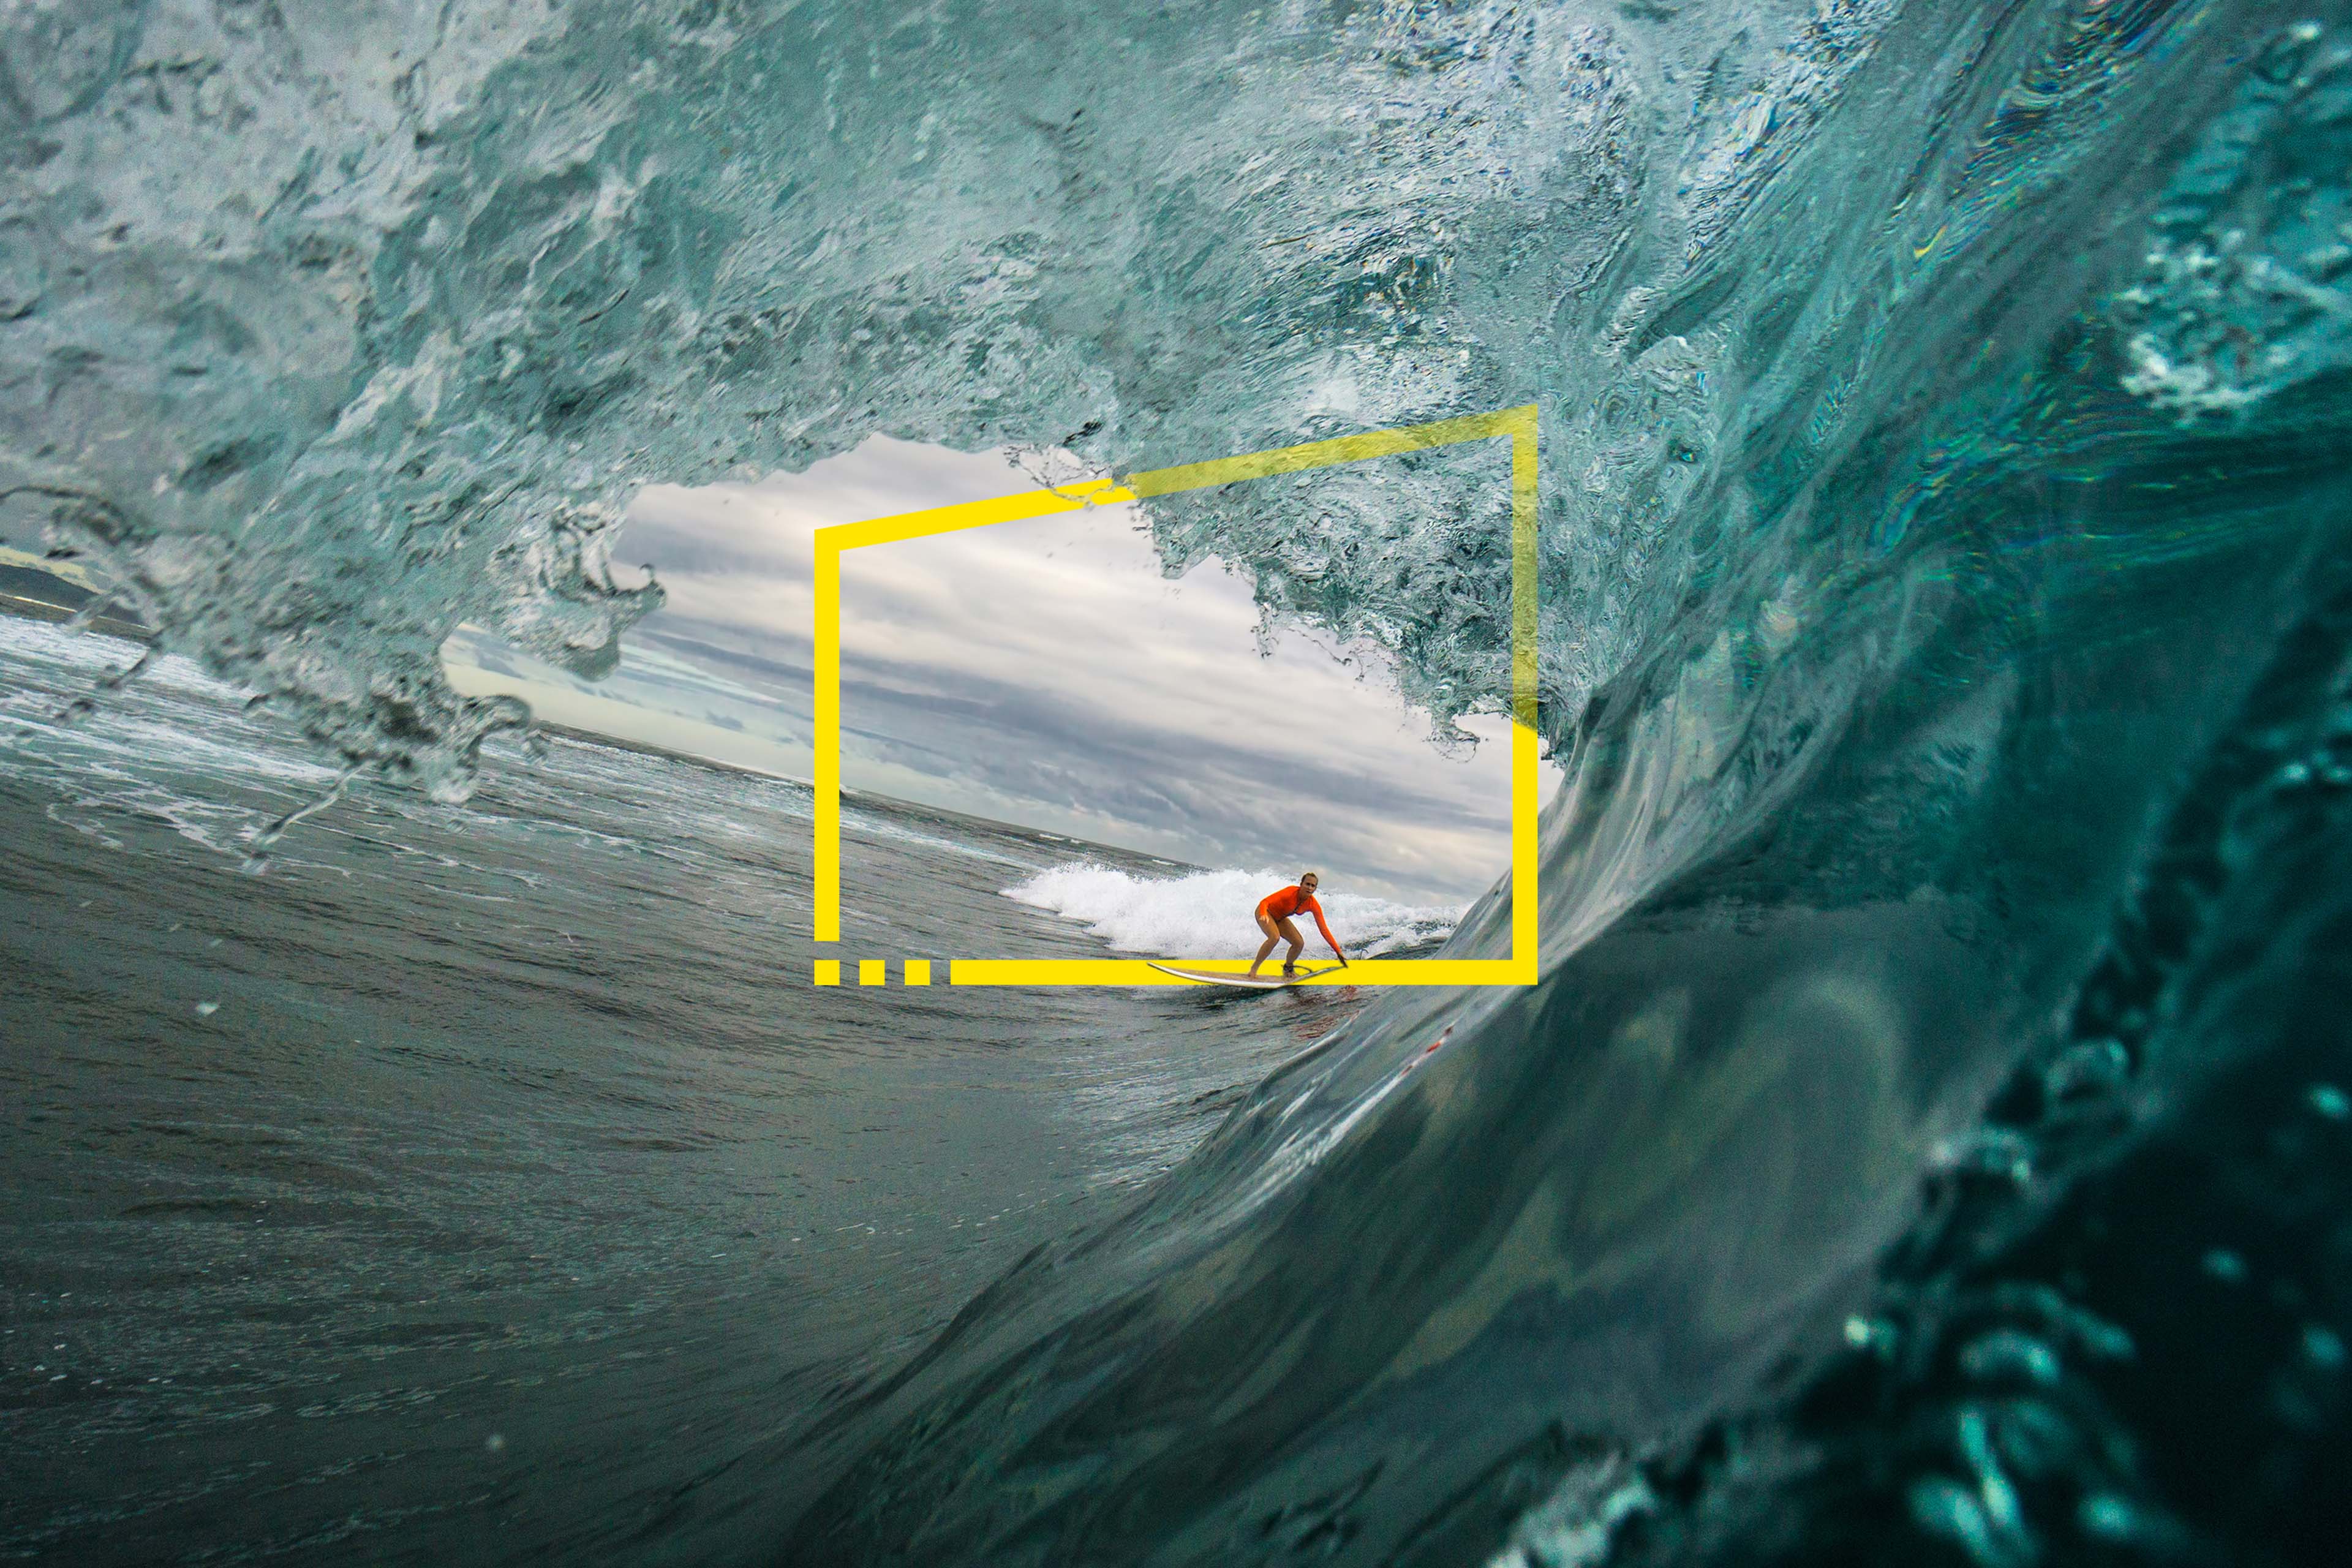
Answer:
[0,619,1417,1561]
[6,2,2352,1566]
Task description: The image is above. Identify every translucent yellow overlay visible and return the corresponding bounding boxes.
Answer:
[813,405,1540,987]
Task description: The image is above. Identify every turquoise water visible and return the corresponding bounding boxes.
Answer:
[6,2,2352,1564]
[0,619,1390,1561]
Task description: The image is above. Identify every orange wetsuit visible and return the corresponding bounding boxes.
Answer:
[1257,884,1339,952]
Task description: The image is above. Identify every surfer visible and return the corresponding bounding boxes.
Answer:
[1248,872,1350,978]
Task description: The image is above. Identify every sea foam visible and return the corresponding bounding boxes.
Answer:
[1003,862,1460,960]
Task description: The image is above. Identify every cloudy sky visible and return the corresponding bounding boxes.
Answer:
[444,438,1548,904]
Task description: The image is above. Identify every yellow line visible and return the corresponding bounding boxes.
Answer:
[813,539,842,943]
[946,959,1529,987]
[814,404,1544,986]
[820,480,1139,552]
[1512,720,1540,983]
[1511,409,1541,985]
[859,959,885,986]
[1510,415,1539,728]
[812,409,1536,556]
[812,960,842,986]
[1123,407,1531,498]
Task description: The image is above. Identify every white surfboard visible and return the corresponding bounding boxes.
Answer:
[1146,962,1347,989]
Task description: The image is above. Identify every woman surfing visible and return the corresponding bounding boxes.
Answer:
[1247,872,1351,978]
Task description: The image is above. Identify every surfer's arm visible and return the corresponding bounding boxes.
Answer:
[1307,902,1345,962]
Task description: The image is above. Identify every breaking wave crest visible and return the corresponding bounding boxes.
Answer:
[1005,862,1460,959]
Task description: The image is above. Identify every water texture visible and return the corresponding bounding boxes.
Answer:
[4,1,2350,1566]
[0,616,1375,1561]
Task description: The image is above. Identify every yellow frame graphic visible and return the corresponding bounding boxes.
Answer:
[812,404,1539,987]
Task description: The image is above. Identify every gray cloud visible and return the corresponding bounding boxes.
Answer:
[842,649,1507,833]
[448,436,1548,903]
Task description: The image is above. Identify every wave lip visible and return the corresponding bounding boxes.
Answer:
[1005,861,1460,959]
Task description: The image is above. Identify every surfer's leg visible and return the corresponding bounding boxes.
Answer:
[1250,912,1281,976]
[1278,918,1305,975]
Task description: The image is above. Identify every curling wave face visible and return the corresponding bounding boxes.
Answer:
[3,0,2022,787]
[9,1,2352,1565]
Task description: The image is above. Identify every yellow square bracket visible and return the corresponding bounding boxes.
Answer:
[813,405,1540,987]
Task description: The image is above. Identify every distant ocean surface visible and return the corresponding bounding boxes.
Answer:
[0,615,1438,1562]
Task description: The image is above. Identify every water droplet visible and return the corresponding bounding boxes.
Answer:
[2202,1248,2248,1284]
[2307,1083,2349,1120]
[484,1432,507,1453]
[1959,1329,2062,1388]
[2079,1493,2138,1540]
[193,1001,219,1017]
[1933,1128,2033,1185]
[1844,1315,1896,1355]
[1907,1477,2008,1562]
[2045,1038,2130,1102]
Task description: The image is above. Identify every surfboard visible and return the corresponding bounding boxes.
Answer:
[1146,962,1346,989]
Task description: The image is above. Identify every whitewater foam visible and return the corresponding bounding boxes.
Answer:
[1004,862,1459,960]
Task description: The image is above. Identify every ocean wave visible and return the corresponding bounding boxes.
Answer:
[1004,862,1460,959]
[9,2,2351,1564]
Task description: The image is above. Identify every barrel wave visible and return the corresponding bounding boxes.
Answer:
[6,2,2348,1565]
